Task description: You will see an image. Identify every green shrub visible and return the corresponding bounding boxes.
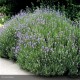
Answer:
[0,0,40,15]
[0,8,80,76]
[0,14,9,24]
[16,9,80,76]
[0,5,12,15]
[0,0,14,15]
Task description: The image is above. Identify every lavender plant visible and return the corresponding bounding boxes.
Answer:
[17,9,80,76]
[0,8,80,76]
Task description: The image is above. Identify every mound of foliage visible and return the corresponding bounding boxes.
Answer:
[0,8,80,76]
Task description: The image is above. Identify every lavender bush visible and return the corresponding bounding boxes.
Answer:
[0,8,80,76]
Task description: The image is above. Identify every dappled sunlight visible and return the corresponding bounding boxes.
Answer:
[0,24,3,27]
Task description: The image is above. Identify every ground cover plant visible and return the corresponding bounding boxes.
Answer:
[0,8,80,76]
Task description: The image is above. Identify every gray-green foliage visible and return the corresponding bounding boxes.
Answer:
[0,27,17,60]
[17,9,80,76]
[0,8,80,76]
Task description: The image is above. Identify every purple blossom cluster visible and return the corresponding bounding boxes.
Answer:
[16,31,41,49]
[41,46,53,53]
[12,45,20,57]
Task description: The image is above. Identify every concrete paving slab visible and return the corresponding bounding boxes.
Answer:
[0,58,33,75]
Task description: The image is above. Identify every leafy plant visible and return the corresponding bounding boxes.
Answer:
[16,9,80,76]
[0,8,80,76]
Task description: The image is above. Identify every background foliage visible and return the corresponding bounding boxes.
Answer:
[0,0,80,20]
[40,0,80,20]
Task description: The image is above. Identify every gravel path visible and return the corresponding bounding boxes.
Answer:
[0,58,33,75]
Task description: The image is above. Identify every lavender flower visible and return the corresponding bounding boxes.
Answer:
[17,31,22,38]
[41,46,52,53]
[15,45,20,53]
